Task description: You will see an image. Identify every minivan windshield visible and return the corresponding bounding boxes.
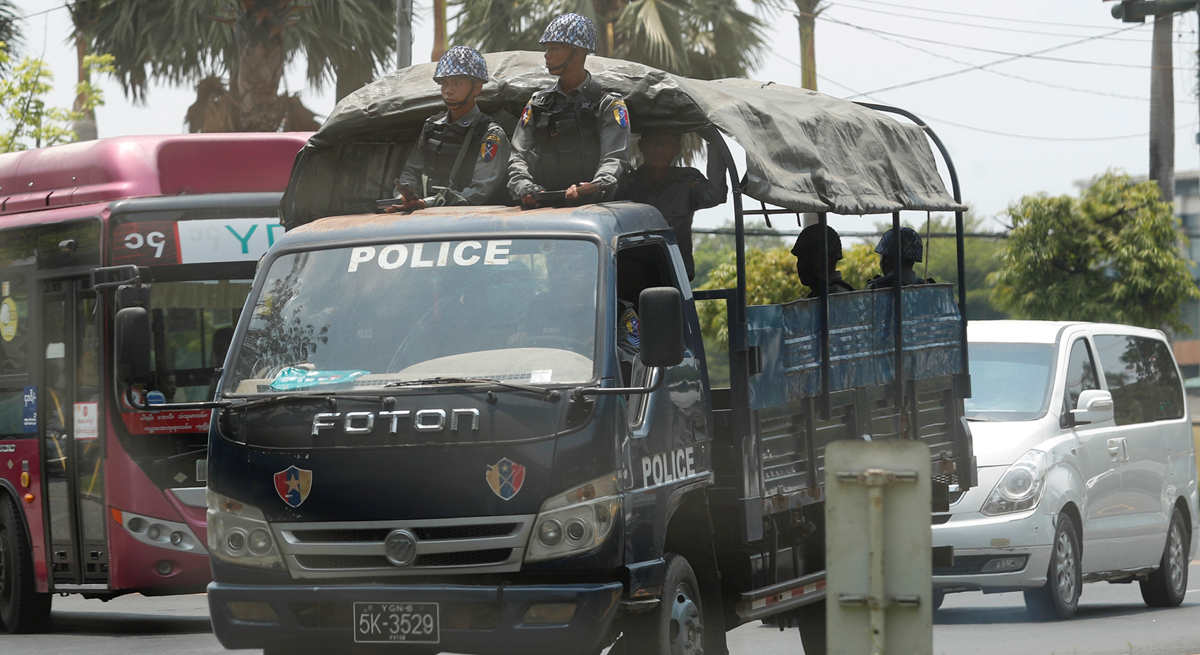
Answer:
[227,238,599,394]
[964,343,1056,421]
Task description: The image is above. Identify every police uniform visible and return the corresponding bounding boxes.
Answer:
[508,13,632,201]
[792,224,856,297]
[619,140,727,280]
[864,226,934,290]
[396,46,511,207]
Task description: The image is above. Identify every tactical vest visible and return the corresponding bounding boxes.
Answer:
[418,112,496,195]
[527,78,604,191]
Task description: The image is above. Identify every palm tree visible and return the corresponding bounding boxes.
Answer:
[0,0,22,73]
[86,0,396,132]
[794,0,823,91]
[448,0,766,80]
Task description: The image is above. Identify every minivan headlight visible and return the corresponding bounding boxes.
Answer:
[525,473,621,563]
[207,489,285,570]
[981,450,1047,516]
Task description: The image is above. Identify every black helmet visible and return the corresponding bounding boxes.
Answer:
[791,224,843,262]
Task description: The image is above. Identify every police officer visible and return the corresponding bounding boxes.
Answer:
[618,129,727,281]
[792,224,855,298]
[865,226,934,289]
[508,13,632,207]
[391,46,510,211]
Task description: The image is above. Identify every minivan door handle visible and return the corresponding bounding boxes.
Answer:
[1107,438,1128,462]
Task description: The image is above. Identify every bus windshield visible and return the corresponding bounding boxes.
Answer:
[146,280,254,402]
[227,238,600,394]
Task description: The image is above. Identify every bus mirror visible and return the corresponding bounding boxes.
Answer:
[115,307,153,385]
[638,287,685,368]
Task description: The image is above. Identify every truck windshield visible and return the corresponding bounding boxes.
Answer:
[227,238,599,394]
[963,343,1055,421]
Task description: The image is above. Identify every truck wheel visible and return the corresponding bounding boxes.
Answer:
[1023,514,1080,621]
[1140,507,1189,608]
[0,495,51,633]
[615,553,704,655]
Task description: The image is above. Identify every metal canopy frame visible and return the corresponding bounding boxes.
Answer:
[695,103,970,544]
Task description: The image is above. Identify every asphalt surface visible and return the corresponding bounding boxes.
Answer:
[5,562,1199,654]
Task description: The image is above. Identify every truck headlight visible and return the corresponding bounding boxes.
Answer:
[981,450,1047,516]
[525,473,621,563]
[207,489,285,571]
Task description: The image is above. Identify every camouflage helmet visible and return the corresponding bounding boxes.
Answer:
[540,13,598,52]
[875,226,923,262]
[434,46,489,83]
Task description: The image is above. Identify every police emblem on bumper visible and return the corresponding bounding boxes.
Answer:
[486,458,525,500]
[274,465,313,507]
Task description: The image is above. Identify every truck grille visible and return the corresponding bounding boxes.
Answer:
[273,515,534,580]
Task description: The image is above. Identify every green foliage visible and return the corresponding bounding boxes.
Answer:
[991,171,1199,332]
[691,220,786,288]
[696,246,803,353]
[0,44,114,153]
[0,0,19,73]
[450,0,765,80]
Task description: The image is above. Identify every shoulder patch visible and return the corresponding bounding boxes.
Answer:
[520,102,533,126]
[480,132,501,163]
[611,99,629,128]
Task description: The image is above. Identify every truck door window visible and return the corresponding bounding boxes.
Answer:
[1061,338,1099,428]
[617,243,675,423]
[228,239,600,393]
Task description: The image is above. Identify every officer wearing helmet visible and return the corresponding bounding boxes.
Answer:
[865,226,934,289]
[792,224,855,298]
[508,13,632,207]
[390,46,511,211]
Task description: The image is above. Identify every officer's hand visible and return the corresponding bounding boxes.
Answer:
[522,194,539,207]
[566,182,598,201]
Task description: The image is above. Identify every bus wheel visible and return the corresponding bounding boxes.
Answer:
[615,554,704,655]
[0,495,51,633]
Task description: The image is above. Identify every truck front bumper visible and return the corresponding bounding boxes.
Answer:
[208,580,624,654]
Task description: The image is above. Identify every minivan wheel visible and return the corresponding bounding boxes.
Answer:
[1140,507,1189,608]
[1024,514,1081,621]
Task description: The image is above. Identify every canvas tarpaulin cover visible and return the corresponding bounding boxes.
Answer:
[282,51,964,228]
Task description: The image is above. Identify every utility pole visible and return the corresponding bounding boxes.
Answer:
[396,0,413,70]
[1111,0,1197,198]
[432,0,447,62]
[795,0,822,91]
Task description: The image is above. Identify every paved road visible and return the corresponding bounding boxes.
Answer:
[7,562,1200,655]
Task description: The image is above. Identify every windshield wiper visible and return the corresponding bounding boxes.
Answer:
[384,376,560,401]
[964,416,993,422]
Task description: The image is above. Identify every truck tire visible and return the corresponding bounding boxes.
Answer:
[1140,507,1189,608]
[1023,514,1080,621]
[0,494,51,633]
[614,553,704,655]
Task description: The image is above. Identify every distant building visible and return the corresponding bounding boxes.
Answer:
[1159,171,1200,379]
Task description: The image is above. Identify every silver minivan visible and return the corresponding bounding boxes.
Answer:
[933,320,1199,619]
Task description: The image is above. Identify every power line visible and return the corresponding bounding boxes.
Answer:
[807,67,1198,142]
[830,0,1161,43]
[830,0,1140,31]
[848,22,1148,97]
[16,3,66,21]
[818,13,1163,70]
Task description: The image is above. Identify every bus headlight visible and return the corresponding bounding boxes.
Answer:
[525,473,621,564]
[207,489,285,570]
[981,450,1047,516]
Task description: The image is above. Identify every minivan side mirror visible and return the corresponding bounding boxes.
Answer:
[638,287,685,368]
[115,307,152,385]
[1071,389,1114,427]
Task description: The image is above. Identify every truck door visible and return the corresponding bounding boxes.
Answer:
[40,278,107,588]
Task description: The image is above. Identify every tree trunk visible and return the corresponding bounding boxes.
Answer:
[71,33,97,141]
[1149,12,1174,200]
[431,0,447,62]
[795,0,820,91]
[234,0,290,132]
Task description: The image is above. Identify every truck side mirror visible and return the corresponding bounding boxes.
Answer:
[115,307,152,385]
[638,287,685,368]
[1070,389,1113,427]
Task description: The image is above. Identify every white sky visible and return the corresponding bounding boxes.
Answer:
[10,0,1200,235]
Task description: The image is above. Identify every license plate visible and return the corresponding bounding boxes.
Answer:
[353,602,439,644]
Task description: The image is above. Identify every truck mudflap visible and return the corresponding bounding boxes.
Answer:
[208,580,623,655]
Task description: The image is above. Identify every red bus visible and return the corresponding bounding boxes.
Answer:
[0,133,308,632]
